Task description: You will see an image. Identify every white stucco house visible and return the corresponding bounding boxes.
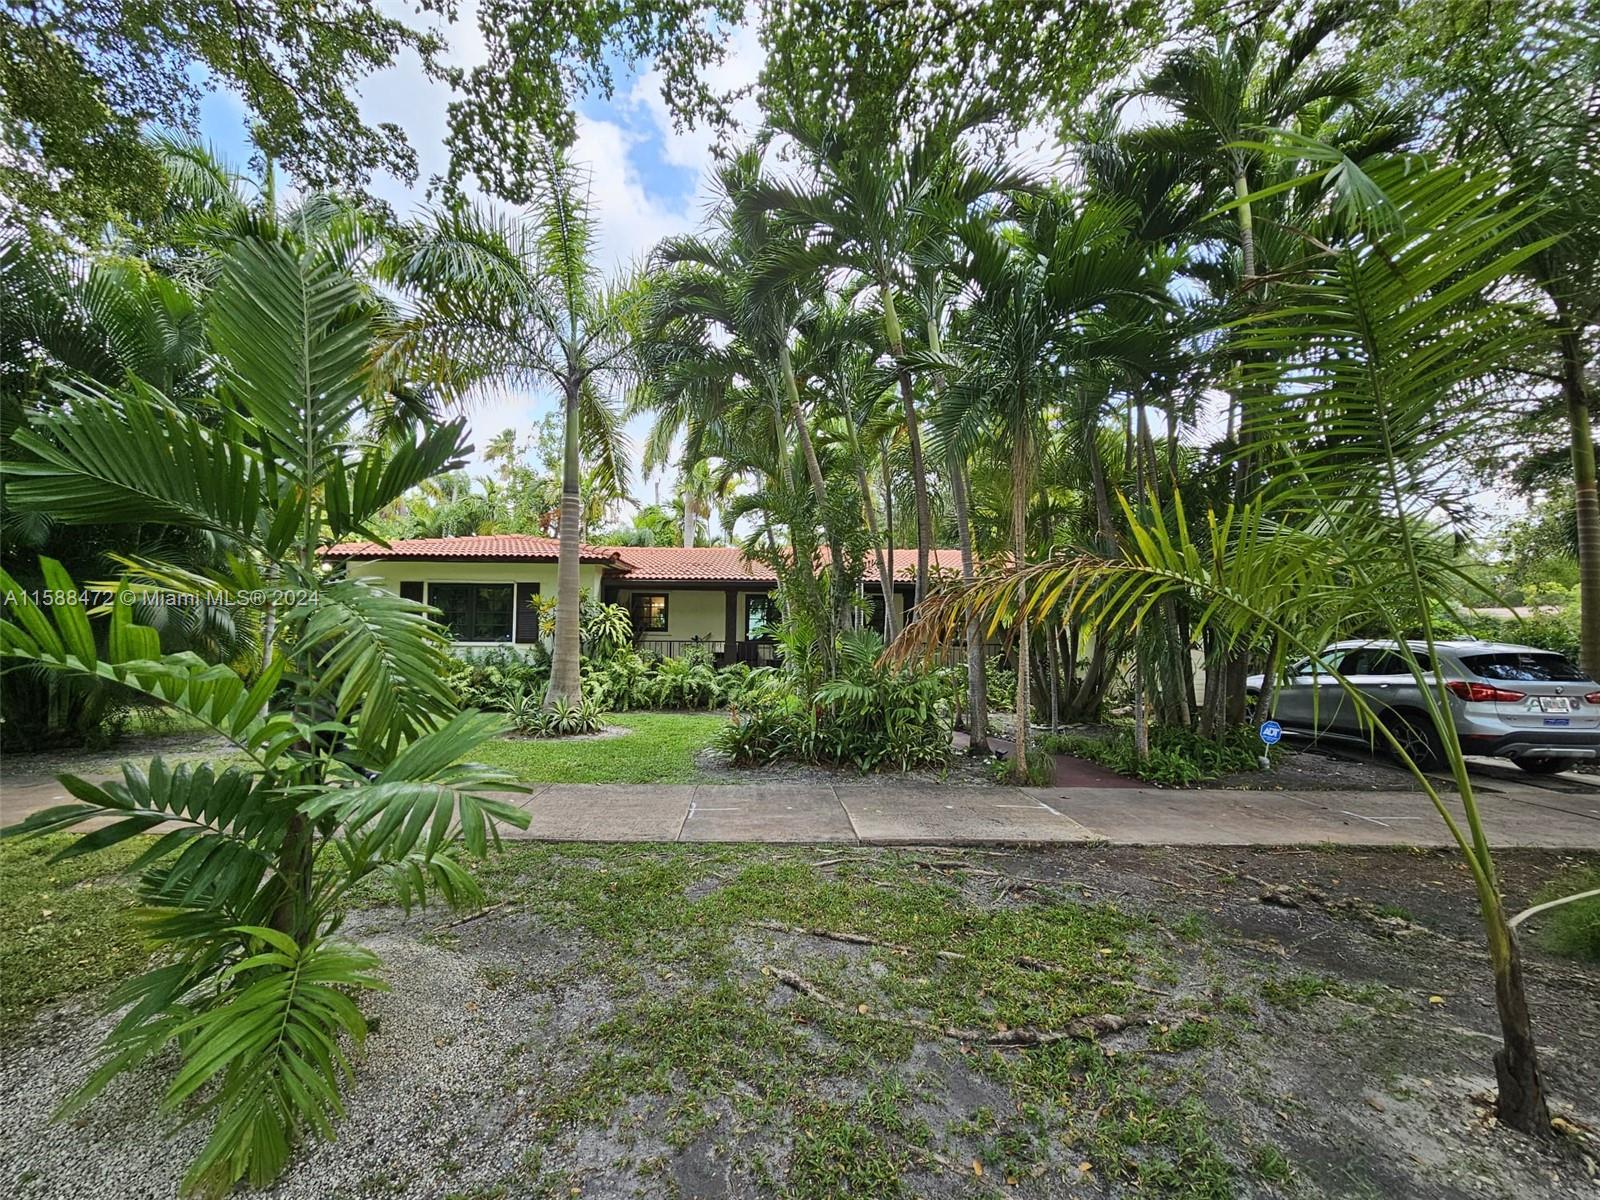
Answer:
[324,535,967,663]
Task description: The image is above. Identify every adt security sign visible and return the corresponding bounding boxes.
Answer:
[1258,720,1283,746]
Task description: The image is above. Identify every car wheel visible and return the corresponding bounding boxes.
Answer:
[1511,757,1569,776]
[1383,712,1444,771]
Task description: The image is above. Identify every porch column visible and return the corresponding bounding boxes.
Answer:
[724,588,738,655]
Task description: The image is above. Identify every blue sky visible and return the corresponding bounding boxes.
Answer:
[195,5,766,510]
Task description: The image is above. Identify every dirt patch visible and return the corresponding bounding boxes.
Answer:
[1214,744,1431,791]
[501,723,632,743]
[0,730,232,785]
[3,844,1596,1199]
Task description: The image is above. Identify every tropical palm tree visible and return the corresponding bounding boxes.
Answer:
[379,149,634,707]
[638,147,872,647]
[2,214,524,1194]
[1122,9,1394,728]
[937,190,1161,779]
[755,105,1026,608]
[1380,1,1600,679]
[903,154,1565,1137]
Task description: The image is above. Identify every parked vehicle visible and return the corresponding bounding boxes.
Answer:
[1246,640,1600,774]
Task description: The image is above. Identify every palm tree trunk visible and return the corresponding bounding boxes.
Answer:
[1486,902,1552,1135]
[1558,319,1600,681]
[948,449,988,751]
[1010,428,1031,783]
[769,380,793,490]
[1047,629,1060,733]
[1132,645,1150,761]
[880,287,932,607]
[547,378,584,708]
[1131,400,1150,761]
[849,425,898,641]
[783,342,848,630]
[880,437,899,635]
[1219,168,1261,725]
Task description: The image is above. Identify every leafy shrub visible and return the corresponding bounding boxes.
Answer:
[445,645,549,710]
[1434,605,1582,662]
[985,655,1017,711]
[988,750,1055,786]
[649,648,720,708]
[449,638,800,718]
[1529,867,1600,962]
[1042,724,1268,787]
[508,695,604,738]
[580,598,634,657]
[585,648,654,710]
[581,647,775,713]
[716,631,955,772]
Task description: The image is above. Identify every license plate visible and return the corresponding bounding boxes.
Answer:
[1537,697,1573,713]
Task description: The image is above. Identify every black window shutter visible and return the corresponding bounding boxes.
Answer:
[399,581,424,603]
[515,582,541,643]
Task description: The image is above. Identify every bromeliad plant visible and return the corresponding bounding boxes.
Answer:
[0,216,529,1194]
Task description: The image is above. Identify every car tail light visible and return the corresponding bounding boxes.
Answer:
[1587,691,1600,705]
[1445,680,1527,703]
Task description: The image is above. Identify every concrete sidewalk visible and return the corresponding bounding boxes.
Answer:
[484,780,1600,848]
[4,775,1596,849]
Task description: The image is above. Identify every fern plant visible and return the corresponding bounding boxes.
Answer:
[0,214,528,1194]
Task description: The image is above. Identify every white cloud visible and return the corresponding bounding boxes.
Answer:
[343,5,772,495]
[570,115,699,273]
[627,7,765,176]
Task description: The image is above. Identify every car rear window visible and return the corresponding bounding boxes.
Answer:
[1463,652,1590,683]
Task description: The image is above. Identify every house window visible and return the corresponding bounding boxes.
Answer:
[632,593,669,634]
[746,594,779,640]
[429,583,515,642]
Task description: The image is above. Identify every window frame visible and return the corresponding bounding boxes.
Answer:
[745,593,780,640]
[632,592,670,634]
[1464,651,1589,683]
[427,582,517,643]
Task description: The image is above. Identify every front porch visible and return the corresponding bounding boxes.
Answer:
[631,637,781,667]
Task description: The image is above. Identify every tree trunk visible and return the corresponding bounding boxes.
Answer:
[948,449,988,751]
[1067,631,1113,723]
[769,379,793,490]
[1047,628,1060,733]
[1218,169,1262,722]
[880,287,932,607]
[546,379,584,708]
[879,437,899,637]
[1010,430,1031,783]
[1132,645,1149,761]
[272,813,313,943]
[1479,890,1553,1135]
[785,343,848,630]
[852,441,898,642]
[1559,322,1600,681]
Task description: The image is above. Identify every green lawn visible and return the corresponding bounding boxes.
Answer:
[0,835,149,1030]
[472,710,726,783]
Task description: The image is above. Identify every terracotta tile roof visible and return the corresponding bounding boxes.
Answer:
[323,535,631,566]
[608,545,777,582]
[615,546,970,584]
[324,537,971,584]
[868,548,969,583]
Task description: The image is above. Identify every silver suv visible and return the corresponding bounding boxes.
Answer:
[1246,639,1600,774]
